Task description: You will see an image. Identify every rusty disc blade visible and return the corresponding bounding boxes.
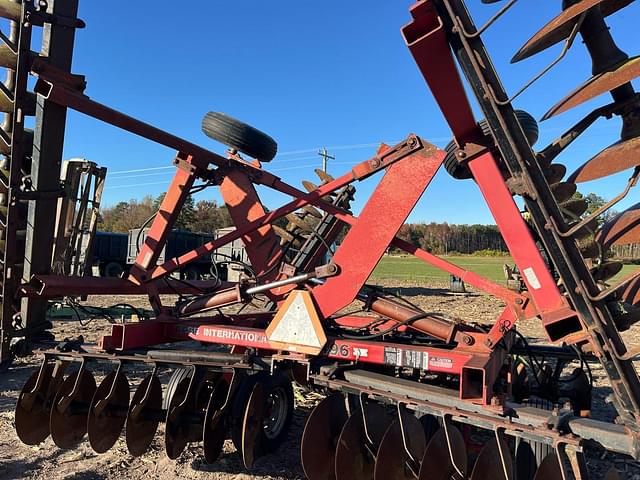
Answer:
[579,240,602,259]
[50,369,97,449]
[88,370,130,454]
[512,0,634,63]
[335,403,393,480]
[315,168,335,184]
[203,382,229,464]
[543,56,640,120]
[241,381,266,469]
[533,452,562,480]
[418,426,467,480]
[469,436,514,480]
[165,376,197,460]
[572,217,599,240]
[551,182,577,203]
[15,363,61,445]
[559,198,588,218]
[597,203,640,247]
[303,204,323,219]
[592,260,623,282]
[273,225,295,243]
[568,136,640,183]
[303,180,320,192]
[125,373,162,457]
[374,411,426,480]
[286,213,317,231]
[544,163,566,185]
[301,393,349,480]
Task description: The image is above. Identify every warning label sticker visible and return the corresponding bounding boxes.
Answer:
[384,347,429,370]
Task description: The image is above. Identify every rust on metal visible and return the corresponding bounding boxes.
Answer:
[512,0,634,63]
[568,136,640,183]
[543,56,640,120]
[597,202,640,246]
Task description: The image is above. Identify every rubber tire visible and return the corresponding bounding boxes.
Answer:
[230,371,294,455]
[202,112,278,162]
[163,367,191,411]
[515,438,553,480]
[103,261,124,278]
[443,109,539,180]
[181,266,201,281]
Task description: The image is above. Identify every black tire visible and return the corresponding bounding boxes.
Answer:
[103,261,124,278]
[230,371,294,455]
[181,266,201,281]
[443,109,539,180]
[202,112,278,162]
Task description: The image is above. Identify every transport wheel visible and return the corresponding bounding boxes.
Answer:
[103,261,124,278]
[443,109,539,179]
[231,371,294,456]
[181,266,201,281]
[202,112,278,162]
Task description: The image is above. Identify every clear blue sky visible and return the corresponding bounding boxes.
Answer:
[61,1,638,225]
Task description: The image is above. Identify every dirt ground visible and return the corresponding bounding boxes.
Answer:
[1,280,640,479]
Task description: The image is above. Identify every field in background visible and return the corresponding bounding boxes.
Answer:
[370,254,636,285]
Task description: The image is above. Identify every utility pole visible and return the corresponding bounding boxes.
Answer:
[318,147,335,173]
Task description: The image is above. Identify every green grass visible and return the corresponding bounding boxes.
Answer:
[370,254,638,286]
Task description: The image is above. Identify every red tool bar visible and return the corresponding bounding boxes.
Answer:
[34,77,224,168]
[402,0,480,142]
[468,151,568,314]
[20,276,231,298]
[173,323,473,376]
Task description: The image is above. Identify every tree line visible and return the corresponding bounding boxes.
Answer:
[98,193,233,234]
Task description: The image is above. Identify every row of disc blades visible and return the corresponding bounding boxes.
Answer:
[272,168,353,255]
[14,364,286,470]
[300,393,621,480]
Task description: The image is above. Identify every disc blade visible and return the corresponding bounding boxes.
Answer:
[543,56,640,120]
[572,217,599,240]
[512,0,634,63]
[0,0,22,21]
[544,163,566,185]
[241,381,266,469]
[126,373,162,457]
[203,381,228,464]
[15,363,65,445]
[622,275,640,305]
[418,426,467,480]
[568,136,640,183]
[315,168,335,183]
[579,240,601,259]
[50,369,97,449]
[598,203,640,247]
[335,403,393,480]
[374,411,426,480]
[533,453,562,480]
[592,260,623,282]
[88,370,130,454]
[302,393,349,480]
[303,204,323,219]
[286,213,316,231]
[551,182,577,203]
[303,180,320,193]
[469,436,514,480]
[165,376,196,460]
[0,44,17,70]
[273,224,295,243]
[559,198,588,218]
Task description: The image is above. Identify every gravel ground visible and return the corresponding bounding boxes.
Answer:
[1,281,639,479]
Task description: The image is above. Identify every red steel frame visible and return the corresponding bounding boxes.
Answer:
[18,23,584,406]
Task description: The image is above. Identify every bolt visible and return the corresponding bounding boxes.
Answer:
[371,158,381,168]
[515,298,523,305]
[457,150,466,159]
[463,335,474,346]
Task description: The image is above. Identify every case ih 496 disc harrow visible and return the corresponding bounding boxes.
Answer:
[3,0,640,478]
